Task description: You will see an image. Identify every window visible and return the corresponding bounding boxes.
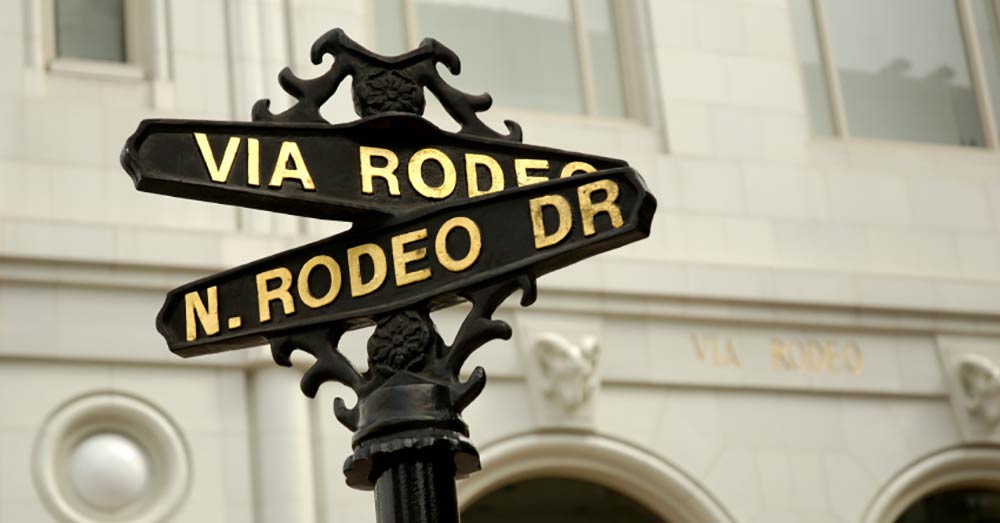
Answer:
[373,0,629,118]
[462,477,666,523]
[54,0,126,62]
[791,0,1000,148]
[45,0,147,78]
[895,488,1000,522]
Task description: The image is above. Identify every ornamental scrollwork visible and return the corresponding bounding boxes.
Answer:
[252,28,522,143]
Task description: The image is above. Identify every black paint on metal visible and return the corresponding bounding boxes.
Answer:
[160,167,654,356]
[374,452,460,523]
[272,274,536,491]
[120,27,658,523]
[120,114,627,220]
[252,28,521,142]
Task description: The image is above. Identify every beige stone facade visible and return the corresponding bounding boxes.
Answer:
[3,1,1000,522]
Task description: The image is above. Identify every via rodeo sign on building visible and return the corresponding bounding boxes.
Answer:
[122,29,657,358]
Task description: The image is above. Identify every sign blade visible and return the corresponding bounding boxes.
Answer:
[121,113,628,221]
[158,167,656,356]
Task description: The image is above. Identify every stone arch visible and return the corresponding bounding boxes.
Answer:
[457,432,735,523]
[863,446,1000,523]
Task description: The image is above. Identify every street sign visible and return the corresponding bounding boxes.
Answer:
[160,167,654,356]
[122,26,661,508]
[122,113,627,220]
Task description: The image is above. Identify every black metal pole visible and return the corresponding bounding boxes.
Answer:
[374,450,460,523]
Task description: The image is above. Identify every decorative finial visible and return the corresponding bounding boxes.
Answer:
[252,28,523,142]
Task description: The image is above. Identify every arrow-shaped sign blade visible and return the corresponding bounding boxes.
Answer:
[121,113,628,221]
[159,167,656,356]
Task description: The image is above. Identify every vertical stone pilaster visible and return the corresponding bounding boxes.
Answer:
[250,366,318,523]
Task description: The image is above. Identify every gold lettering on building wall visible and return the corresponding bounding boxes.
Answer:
[770,337,864,375]
[691,334,742,368]
[688,333,865,376]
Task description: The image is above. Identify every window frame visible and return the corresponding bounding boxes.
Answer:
[41,0,150,80]
[374,0,644,122]
[798,0,1000,149]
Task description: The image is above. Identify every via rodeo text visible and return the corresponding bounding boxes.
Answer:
[158,135,651,356]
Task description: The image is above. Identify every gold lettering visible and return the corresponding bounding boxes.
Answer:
[529,194,572,249]
[691,334,711,363]
[360,146,401,195]
[194,133,240,183]
[184,287,220,341]
[392,229,432,287]
[435,217,482,272]
[247,138,260,186]
[821,340,840,373]
[560,161,596,178]
[409,148,456,199]
[802,339,821,372]
[256,268,295,323]
[516,159,550,186]
[298,255,342,309]
[691,334,741,368]
[722,340,742,368]
[465,153,504,197]
[269,141,315,190]
[845,341,864,375]
[579,179,624,236]
[769,337,864,376]
[771,337,795,371]
[347,243,388,297]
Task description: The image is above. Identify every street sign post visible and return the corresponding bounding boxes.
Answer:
[121,28,656,522]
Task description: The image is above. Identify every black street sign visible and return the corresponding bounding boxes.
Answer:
[122,113,627,221]
[123,27,661,508]
[159,167,655,356]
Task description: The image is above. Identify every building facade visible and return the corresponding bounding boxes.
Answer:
[2,0,1000,522]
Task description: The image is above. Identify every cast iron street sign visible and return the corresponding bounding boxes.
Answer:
[123,115,628,220]
[159,167,653,356]
[121,28,657,523]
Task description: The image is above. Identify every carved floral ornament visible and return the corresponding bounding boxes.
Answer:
[957,354,1000,428]
[533,333,601,412]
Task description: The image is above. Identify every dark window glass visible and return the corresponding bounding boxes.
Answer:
[375,0,626,116]
[789,0,988,146]
[896,489,1000,523]
[55,0,126,62]
[462,477,666,523]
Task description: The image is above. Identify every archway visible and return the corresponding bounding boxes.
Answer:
[863,447,1000,523]
[457,432,735,523]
